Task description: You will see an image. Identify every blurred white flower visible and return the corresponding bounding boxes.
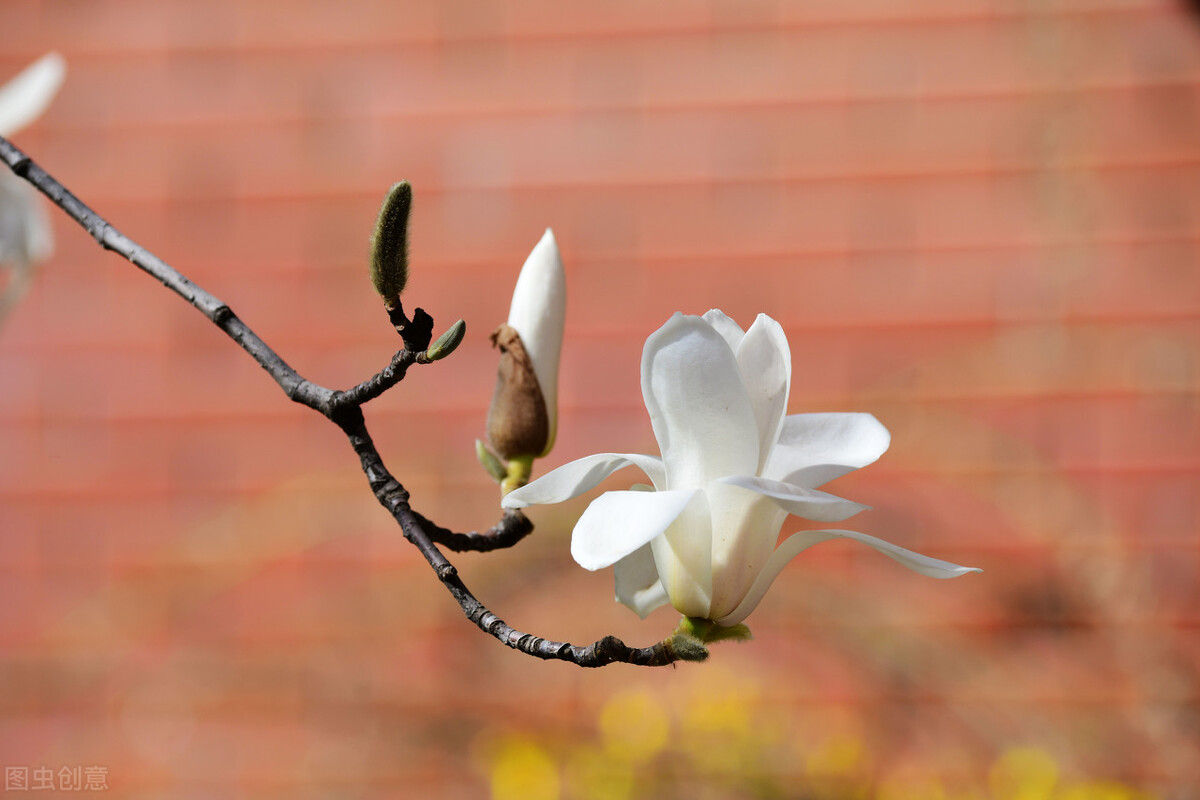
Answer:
[504,310,979,625]
[0,52,66,138]
[0,53,66,319]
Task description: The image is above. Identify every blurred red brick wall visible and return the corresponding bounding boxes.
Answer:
[2,1,1198,798]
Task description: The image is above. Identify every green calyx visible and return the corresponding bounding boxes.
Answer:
[476,439,508,483]
[475,443,536,498]
[370,181,412,309]
[663,616,753,663]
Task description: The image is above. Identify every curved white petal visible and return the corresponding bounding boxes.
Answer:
[572,489,697,571]
[613,544,670,618]
[702,308,745,351]
[0,52,66,138]
[764,413,891,487]
[642,313,759,489]
[507,228,566,454]
[650,489,714,618]
[501,452,664,509]
[716,474,869,522]
[734,314,791,473]
[716,529,981,626]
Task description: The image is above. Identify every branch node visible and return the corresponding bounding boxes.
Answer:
[404,307,434,352]
[86,216,110,246]
[330,402,365,430]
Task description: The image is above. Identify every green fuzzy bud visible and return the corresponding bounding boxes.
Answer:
[369,181,412,309]
[425,319,466,361]
[663,632,710,663]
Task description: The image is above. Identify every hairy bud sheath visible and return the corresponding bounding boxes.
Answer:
[486,230,566,462]
[369,182,411,310]
[488,324,550,459]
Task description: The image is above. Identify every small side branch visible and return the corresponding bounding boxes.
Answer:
[414,509,533,553]
[339,413,678,667]
[335,348,420,408]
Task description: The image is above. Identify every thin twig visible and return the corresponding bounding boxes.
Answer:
[412,508,533,553]
[1,135,679,668]
[334,348,420,408]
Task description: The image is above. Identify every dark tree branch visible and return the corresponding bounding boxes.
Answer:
[1,138,328,410]
[1,135,680,668]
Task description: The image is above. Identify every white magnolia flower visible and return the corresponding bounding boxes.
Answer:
[503,310,979,626]
[487,229,566,460]
[1,53,66,313]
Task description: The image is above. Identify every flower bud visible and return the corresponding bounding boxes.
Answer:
[486,229,565,461]
[424,318,466,361]
[368,181,411,310]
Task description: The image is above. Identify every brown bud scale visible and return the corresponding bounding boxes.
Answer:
[487,324,550,460]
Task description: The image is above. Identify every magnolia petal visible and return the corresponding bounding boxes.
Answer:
[501,452,665,509]
[507,229,566,455]
[642,313,759,489]
[716,474,869,522]
[613,543,670,618]
[571,489,698,571]
[650,489,715,618]
[764,412,891,487]
[0,52,66,138]
[702,308,745,352]
[705,480,788,621]
[735,314,791,473]
[716,528,982,626]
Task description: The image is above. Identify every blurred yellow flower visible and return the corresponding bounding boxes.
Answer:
[488,736,560,800]
[804,732,867,778]
[599,689,670,763]
[988,746,1059,800]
